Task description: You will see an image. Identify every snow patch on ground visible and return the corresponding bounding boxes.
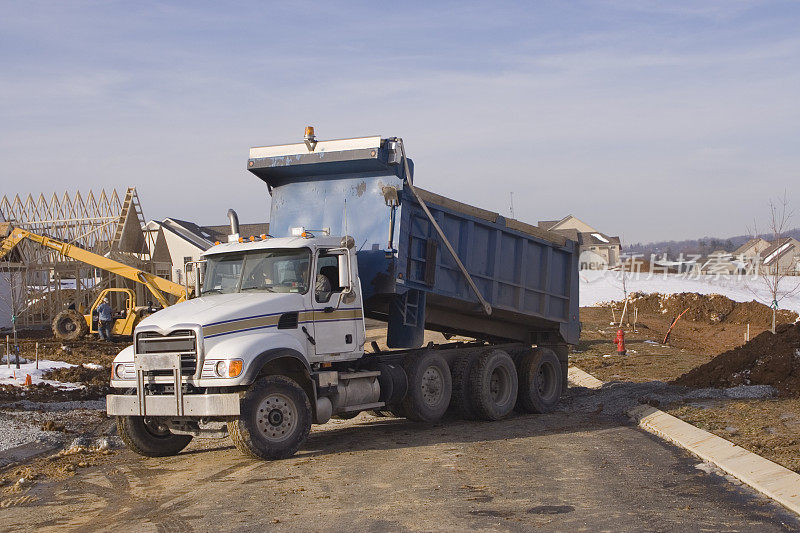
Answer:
[580,271,800,314]
[564,379,776,417]
[0,359,79,388]
[0,414,60,452]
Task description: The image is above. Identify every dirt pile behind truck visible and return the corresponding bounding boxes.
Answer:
[629,292,798,328]
[673,322,800,396]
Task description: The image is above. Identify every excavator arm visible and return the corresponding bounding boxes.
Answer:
[0,223,188,304]
[0,222,26,260]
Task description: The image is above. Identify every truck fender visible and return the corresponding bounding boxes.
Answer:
[242,348,311,382]
[243,348,318,417]
[111,344,135,364]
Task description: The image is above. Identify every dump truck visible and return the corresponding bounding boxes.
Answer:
[107,131,579,460]
[0,223,189,340]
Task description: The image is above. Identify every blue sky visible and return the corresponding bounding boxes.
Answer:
[1,1,798,242]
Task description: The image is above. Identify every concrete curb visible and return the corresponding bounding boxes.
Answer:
[567,366,604,389]
[568,366,800,516]
[628,404,800,515]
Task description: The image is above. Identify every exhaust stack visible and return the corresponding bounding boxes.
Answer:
[227,209,240,243]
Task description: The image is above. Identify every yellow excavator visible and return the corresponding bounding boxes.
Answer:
[0,222,190,341]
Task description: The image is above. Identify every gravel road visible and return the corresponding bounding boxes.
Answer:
[1,387,798,532]
[0,400,106,453]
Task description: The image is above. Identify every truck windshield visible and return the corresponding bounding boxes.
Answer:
[202,249,311,295]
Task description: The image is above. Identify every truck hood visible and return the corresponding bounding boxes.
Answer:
[137,292,306,332]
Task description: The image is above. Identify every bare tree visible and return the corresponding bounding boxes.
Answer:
[617,236,632,327]
[0,259,26,368]
[748,192,800,334]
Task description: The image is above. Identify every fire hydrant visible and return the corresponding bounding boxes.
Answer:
[615,328,627,355]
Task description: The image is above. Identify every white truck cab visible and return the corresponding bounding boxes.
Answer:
[107,231,386,460]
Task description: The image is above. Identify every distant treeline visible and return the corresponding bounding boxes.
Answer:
[626,228,800,259]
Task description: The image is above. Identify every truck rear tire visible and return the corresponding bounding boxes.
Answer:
[449,353,478,420]
[228,375,311,460]
[52,309,88,341]
[386,404,410,419]
[516,347,563,414]
[401,352,452,423]
[116,416,193,457]
[469,349,518,421]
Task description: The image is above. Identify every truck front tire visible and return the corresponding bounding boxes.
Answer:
[402,352,452,423]
[228,375,312,460]
[116,416,193,457]
[516,347,563,414]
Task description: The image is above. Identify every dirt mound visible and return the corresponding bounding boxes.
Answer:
[673,322,800,396]
[11,331,127,367]
[0,365,111,403]
[0,382,107,402]
[43,365,110,388]
[628,292,798,329]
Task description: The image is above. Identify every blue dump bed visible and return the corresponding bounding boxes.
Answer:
[248,135,579,349]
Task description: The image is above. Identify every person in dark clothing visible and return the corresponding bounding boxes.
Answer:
[97,298,114,341]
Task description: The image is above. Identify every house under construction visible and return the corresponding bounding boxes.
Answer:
[0,188,170,329]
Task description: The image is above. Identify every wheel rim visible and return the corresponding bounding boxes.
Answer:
[143,417,171,438]
[59,318,76,333]
[489,365,512,405]
[421,366,444,406]
[535,361,557,401]
[256,392,296,443]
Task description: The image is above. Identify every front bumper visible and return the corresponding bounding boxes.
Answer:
[108,351,241,417]
[107,392,240,417]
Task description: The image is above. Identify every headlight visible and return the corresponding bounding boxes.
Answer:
[113,363,133,380]
[203,359,244,378]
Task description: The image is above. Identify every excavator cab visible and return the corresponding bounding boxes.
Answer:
[53,288,139,341]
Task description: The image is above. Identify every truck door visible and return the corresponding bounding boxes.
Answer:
[311,250,358,356]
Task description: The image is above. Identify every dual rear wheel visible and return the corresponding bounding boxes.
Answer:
[516,347,563,414]
[450,347,564,420]
[451,349,519,421]
[401,345,564,423]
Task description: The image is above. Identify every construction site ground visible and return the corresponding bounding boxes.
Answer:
[1,315,799,530]
[573,302,800,474]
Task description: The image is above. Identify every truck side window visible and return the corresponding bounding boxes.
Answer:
[315,253,340,303]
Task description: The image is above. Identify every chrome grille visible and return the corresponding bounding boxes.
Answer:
[136,330,197,376]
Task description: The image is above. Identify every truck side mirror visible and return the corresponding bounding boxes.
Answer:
[338,254,350,291]
[197,263,207,297]
[187,261,205,298]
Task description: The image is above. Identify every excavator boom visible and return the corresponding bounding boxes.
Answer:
[0,223,188,304]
